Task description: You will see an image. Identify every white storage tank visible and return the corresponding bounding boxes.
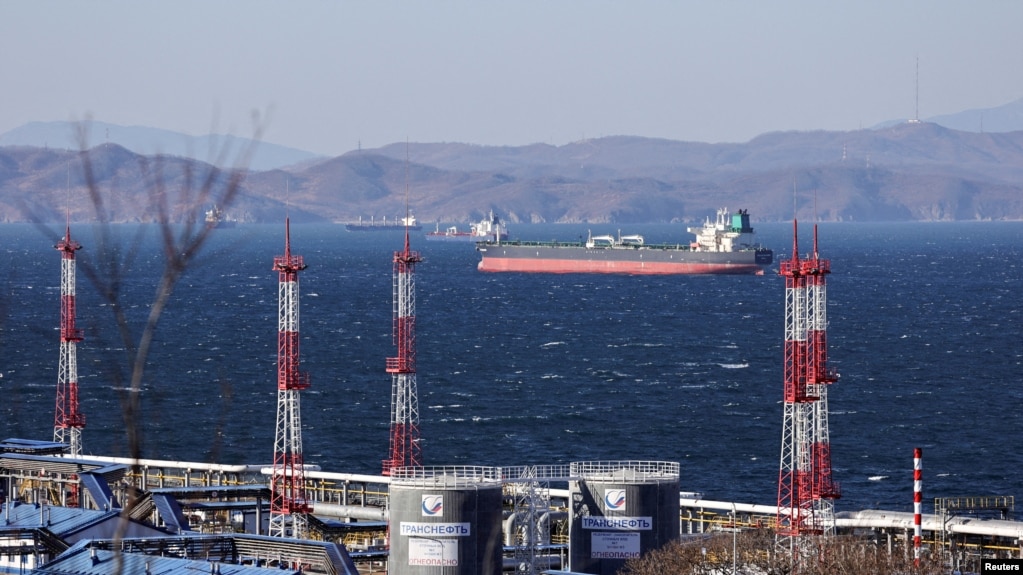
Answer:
[568,460,680,575]
[388,466,504,575]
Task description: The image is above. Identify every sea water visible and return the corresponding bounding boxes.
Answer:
[0,220,1020,514]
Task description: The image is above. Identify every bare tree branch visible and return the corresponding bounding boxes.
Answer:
[64,115,265,574]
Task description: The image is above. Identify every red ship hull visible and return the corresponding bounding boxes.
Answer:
[477,256,765,275]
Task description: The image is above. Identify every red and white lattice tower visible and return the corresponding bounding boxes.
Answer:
[777,220,816,541]
[54,220,86,457]
[382,226,423,475]
[805,224,840,533]
[914,448,923,566]
[269,218,312,539]
[777,221,840,561]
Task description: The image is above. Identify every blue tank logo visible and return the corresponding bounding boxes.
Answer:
[421,495,444,516]
[604,489,627,511]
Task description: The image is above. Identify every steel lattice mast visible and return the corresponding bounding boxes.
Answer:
[269,218,311,539]
[54,220,86,457]
[777,220,840,563]
[382,226,423,475]
[777,220,819,554]
[805,224,840,535]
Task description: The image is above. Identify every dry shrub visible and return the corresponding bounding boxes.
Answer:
[620,530,946,575]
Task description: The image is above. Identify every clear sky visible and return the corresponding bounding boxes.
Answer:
[2,1,1021,157]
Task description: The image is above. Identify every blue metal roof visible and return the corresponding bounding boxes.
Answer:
[34,544,301,575]
[79,471,119,510]
[0,502,115,538]
[0,438,67,454]
[151,494,190,533]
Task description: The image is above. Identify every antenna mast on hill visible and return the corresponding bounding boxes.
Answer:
[910,56,921,124]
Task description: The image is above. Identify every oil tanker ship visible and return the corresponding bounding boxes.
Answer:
[476,208,773,275]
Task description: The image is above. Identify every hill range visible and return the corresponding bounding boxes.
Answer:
[1,121,1022,224]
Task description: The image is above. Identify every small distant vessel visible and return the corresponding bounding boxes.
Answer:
[476,208,773,275]
[425,210,509,242]
[344,215,422,232]
[204,205,235,229]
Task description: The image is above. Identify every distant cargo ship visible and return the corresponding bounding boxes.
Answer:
[425,210,509,242]
[204,205,235,229]
[476,208,773,275]
[344,215,422,232]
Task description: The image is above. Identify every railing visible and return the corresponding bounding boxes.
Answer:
[570,460,680,481]
[388,465,503,486]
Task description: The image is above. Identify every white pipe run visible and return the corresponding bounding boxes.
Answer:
[836,510,1023,540]
[311,502,387,522]
[61,454,268,474]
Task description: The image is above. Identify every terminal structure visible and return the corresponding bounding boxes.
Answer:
[4,210,1022,574]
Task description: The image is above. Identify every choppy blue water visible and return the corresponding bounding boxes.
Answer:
[1,221,1021,515]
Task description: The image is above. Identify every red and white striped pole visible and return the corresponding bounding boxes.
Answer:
[914,447,923,566]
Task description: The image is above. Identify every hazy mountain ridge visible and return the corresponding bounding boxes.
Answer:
[274,123,1023,223]
[0,120,322,172]
[1,122,1022,224]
